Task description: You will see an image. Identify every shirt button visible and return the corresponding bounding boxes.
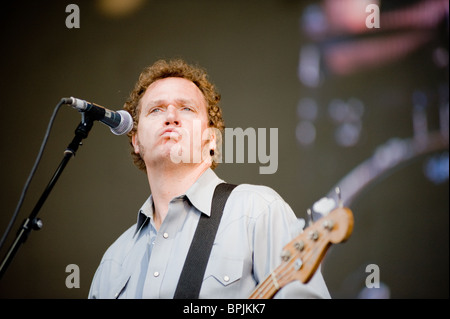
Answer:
[154,271,160,277]
[223,275,230,282]
[163,232,169,239]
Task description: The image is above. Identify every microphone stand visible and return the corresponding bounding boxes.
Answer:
[0,112,95,280]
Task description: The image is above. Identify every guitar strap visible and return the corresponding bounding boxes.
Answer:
[173,182,237,299]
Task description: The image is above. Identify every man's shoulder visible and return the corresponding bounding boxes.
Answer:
[231,183,284,202]
[226,183,293,217]
[100,223,138,261]
[224,183,301,232]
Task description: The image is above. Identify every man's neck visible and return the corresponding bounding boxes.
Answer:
[146,163,209,230]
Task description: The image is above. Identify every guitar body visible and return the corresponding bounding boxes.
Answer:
[249,206,354,299]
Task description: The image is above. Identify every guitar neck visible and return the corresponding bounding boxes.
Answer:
[248,240,330,299]
[248,270,281,299]
[248,206,354,299]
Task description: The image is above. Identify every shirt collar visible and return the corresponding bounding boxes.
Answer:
[134,196,153,237]
[185,168,224,217]
[134,168,224,236]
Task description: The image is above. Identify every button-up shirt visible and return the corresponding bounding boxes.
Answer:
[88,168,331,299]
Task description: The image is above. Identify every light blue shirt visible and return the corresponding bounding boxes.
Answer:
[88,168,331,299]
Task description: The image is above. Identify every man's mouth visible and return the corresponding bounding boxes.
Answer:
[161,128,181,139]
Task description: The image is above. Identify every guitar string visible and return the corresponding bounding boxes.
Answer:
[251,214,345,298]
[250,243,320,298]
[251,259,298,298]
[251,244,309,298]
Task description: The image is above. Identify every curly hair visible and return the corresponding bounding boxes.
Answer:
[123,58,224,171]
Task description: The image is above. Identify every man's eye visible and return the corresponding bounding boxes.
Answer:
[182,106,194,112]
[149,107,162,114]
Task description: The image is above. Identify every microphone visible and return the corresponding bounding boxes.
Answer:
[65,97,133,135]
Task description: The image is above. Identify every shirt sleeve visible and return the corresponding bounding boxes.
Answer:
[251,194,331,299]
[87,225,137,299]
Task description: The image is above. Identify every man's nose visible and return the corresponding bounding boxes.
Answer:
[165,105,180,126]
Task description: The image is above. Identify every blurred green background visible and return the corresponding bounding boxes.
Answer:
[0,0,448,299]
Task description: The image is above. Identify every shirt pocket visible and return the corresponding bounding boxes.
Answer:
[203,257,243,287]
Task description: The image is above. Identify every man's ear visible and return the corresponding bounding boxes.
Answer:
[132,133,140,154]
[203,127,221,161]
[209,128,217,152]
[204,127,217,153]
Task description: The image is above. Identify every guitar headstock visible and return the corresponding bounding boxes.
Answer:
[275,205,354,288]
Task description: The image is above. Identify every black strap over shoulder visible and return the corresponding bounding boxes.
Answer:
[173,182,237,299]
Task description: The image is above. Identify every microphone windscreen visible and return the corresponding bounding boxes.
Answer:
[110,110,133,135]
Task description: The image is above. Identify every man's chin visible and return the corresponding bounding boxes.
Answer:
[148,143,207,166]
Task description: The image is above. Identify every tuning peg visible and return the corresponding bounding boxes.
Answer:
[335,186,343,208]
[307,208,313,227]
[312,197,335,216]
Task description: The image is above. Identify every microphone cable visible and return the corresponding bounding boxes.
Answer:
[0,98,68,251]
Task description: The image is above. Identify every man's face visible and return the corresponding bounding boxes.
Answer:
[132,77,213,168]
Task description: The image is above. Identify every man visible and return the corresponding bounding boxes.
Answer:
[88,59,331,299]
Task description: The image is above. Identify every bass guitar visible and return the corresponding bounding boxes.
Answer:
[249,204,354,299]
